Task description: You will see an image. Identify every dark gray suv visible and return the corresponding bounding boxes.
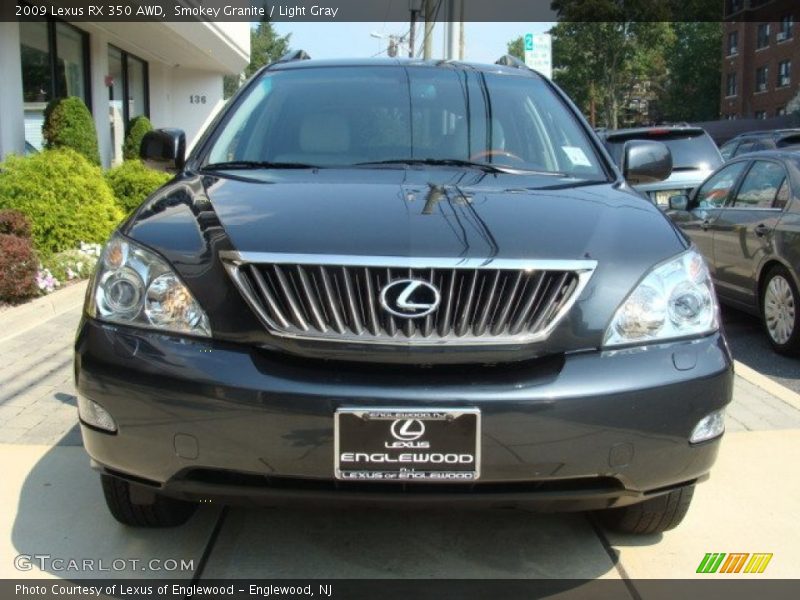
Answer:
[75,56,732,534]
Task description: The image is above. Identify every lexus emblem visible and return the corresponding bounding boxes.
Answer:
[390,419,426,441]
[379,279,440,318]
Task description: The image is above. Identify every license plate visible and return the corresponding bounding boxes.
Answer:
[652,189,684,207]
[334,408,480,482]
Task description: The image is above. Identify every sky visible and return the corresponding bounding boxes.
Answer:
[272,22,554,64]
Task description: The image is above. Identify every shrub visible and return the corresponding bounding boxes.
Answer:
[105,159,171,214]
[0,233,38,301]
[0,209,32,238]
[123,115,154,161]
[0,149,123,255]
[40,242,101,284]
[42,97,100,165]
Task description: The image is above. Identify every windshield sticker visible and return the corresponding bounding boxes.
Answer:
[562,146,591,167]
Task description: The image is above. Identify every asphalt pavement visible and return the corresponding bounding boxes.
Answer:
[722,306,800,394]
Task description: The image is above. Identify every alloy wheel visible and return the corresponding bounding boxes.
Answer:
[764,275,796,345]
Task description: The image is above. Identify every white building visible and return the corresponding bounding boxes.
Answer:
[0,20,250,166]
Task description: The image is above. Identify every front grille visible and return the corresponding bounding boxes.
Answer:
[222,254,595,345]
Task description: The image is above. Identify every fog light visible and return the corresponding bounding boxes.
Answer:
[690,409,725,443]
[78,396,117,432]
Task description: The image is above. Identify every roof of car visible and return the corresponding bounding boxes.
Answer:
[265,56,542,78]
[730,128,800,141]
[728,149,800,161]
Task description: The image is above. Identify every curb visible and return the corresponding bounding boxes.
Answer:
[734,359,800,412]
[0,281,87,345]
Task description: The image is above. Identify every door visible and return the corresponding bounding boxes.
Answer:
[682,161,749,276]
[711,159,787,307]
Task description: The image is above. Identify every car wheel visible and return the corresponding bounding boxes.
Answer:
[761,266,800,355]
[101,474,196,527]
[596,485,694,535]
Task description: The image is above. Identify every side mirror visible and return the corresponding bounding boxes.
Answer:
[140,129,186,172]
[668,194,689,211]
[622,140,672,185]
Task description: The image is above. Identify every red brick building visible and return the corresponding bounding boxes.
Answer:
[720,0,799,119]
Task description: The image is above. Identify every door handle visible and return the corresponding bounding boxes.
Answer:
[754,223,770,237]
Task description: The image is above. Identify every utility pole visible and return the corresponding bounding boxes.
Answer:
[445,0,457,60]
[458,3,464,60]
[423,0,434,59]
[409,0,422,58]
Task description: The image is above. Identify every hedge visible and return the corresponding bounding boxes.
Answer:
[42,97,101,165]
[0,210,37,302]
[105,159,171,214]
[122,115,154,161]
[0,149,123,255]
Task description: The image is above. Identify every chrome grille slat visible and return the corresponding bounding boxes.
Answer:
[224,255,595,346]
[273,265,309,331]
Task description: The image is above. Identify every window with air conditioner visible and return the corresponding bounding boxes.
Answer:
[778,60,791,87]
[779,14,794,39]
[756,23,770,49]
[756,66,769,91]
[728,31,739,55]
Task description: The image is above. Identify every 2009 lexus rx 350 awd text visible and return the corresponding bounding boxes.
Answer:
[74,55,732,534]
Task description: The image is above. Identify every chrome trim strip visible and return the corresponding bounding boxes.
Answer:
[220,251,598,273]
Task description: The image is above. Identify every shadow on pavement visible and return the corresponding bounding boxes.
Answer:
[8,427,219,580]
[721,307,800,386]
[8,427,637,585]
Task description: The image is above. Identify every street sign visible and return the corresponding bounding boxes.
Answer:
[523,33,552,79]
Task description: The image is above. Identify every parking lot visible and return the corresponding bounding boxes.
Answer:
[0,282,798,588]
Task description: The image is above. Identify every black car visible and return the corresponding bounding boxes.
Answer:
[75,55,732,534]
[667,150,800,354]
[719,129,800,160]
[598,126,723,207]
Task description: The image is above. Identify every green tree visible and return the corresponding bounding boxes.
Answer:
[507,36,524,61]
[546,21,672,128]
[224,21,291,98]
[657,23,722,122]
[122,115,153,161]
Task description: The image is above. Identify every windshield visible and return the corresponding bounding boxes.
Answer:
[204,65,606,179]
[605,132,723,171]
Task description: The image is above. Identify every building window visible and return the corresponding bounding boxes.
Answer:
[726,72,737,97]
[756,66,769,92]
[778,15,794,41]
[778,60,791,87]
[756,23,770,49]
[727,31,739,55]
[754,110,767,119]
[107,45,149,164]
[727,0,743,16]
[19,18,90,151]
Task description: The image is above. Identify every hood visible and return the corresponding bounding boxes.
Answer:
[198,168,685,265]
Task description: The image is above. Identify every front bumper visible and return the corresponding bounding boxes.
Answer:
[75,319,733,510]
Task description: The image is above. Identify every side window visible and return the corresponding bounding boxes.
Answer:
[775,178,790,210]
[735,161,786,208]
[695,162,747,208]
[733,141,755,156]
[719,141,737,160]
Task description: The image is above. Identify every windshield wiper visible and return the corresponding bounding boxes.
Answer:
[354,158,566,176]
[201,160,320,171]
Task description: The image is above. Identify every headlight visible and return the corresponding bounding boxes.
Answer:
[88,234,211,337]
[604,248,717,347]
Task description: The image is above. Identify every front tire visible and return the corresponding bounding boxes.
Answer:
[596,485,694,535]
[101,474,196,527]
[761,265,800,355]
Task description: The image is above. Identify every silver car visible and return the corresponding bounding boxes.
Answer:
[600,126,723,208]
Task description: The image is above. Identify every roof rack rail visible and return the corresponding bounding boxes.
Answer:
[495,54,528,69]
[276,49,311,63]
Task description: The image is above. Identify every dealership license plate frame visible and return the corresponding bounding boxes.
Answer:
[334,407,481,482]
